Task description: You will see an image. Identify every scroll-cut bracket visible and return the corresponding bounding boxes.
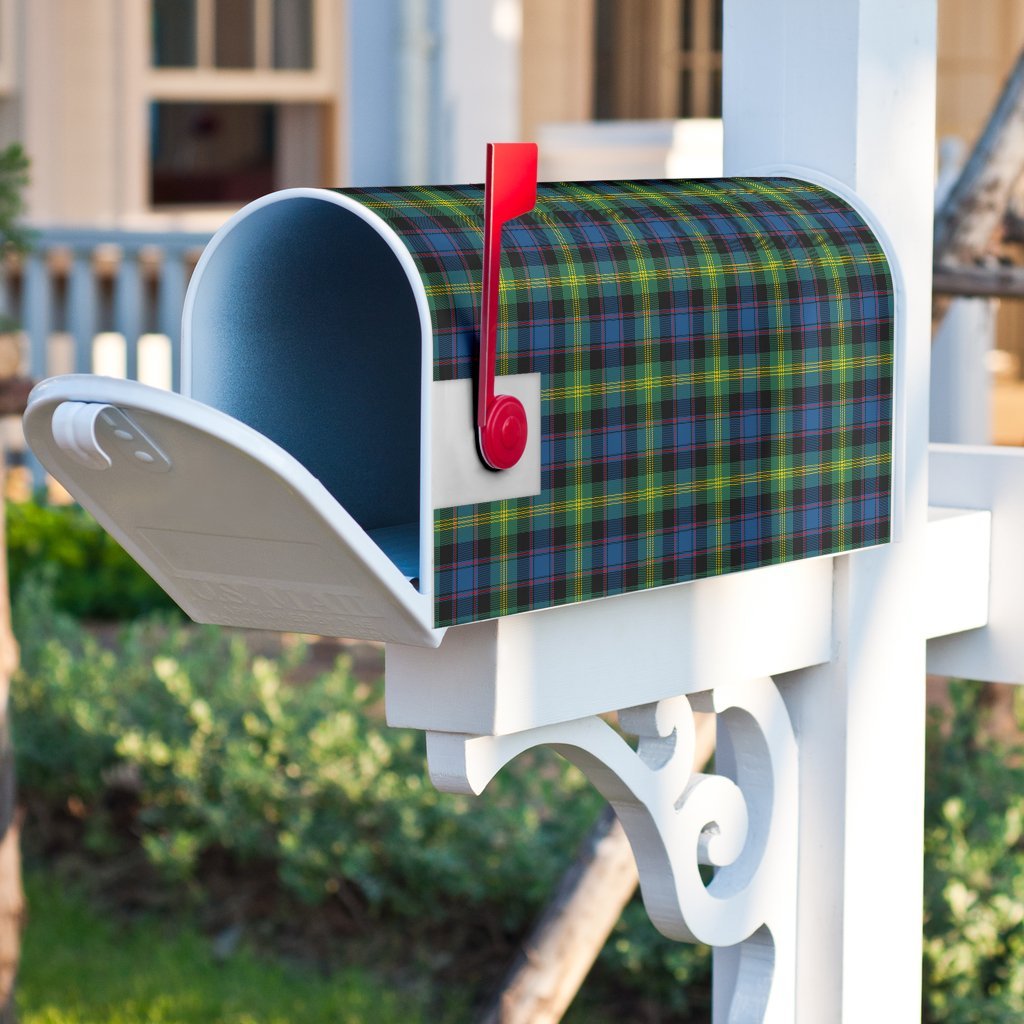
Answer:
[425,676,798,1024]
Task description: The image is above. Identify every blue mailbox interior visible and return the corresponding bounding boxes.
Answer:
[186,195,423,581]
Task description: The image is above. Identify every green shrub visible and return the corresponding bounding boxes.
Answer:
[25,559,1024,1020]
[922,682,1024,1022]
[7,499,179,619]
[13,575,576,913]
[11,575,711,1014]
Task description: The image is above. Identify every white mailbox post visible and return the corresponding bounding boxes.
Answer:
[23,1,1020,1021]
[723,3,937,1020]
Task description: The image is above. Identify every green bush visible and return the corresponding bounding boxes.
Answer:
[7,499,179,619]
[13,575,580,913]
[11,576,710,1016]
[20,551,1024,1019]
[923,682,1024,1022]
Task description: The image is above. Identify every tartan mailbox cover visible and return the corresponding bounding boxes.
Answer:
[23,173,895,646]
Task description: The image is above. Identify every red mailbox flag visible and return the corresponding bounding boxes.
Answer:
[477,142,538,470]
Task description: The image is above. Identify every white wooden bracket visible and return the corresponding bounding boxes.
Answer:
[387,558,832,736]
[924,504,991,641]
[389,487,996,1024]
[426,676,798,1024]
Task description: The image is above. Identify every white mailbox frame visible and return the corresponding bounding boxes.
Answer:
[407,3,963,1022]
[720,1,937,1018]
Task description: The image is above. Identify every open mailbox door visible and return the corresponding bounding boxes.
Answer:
[23,374,442,647]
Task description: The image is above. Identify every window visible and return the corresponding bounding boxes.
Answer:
[594,0,722,120]
[150,102,276,204]
[678,0,722,118]
[145,0,336,209]
[153,0,197,67]
[152,0,314,71]
[273,0,314,69]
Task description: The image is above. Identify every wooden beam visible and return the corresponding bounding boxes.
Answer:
[933,263,1024,298]
[935,48,1024,264]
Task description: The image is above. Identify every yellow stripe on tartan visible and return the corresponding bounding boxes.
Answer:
[419,250,889,300]
[690,231,725,576]
[749,180,859,545]
[435,451,892,531]
[829,250,849,542]
[536,352,891,399]
[765,255,789,562]
[357,187,482,230]
[494,500,514,617]
[770,253,789,562]
[566,182,658,589]
[531,205,587,604]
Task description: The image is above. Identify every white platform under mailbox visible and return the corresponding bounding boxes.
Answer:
[387,556,834,735]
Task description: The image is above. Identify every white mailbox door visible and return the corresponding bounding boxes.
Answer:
[23,375,442,647]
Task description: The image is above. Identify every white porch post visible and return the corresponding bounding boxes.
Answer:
[931,299,995,444]
[722,2,936,1021]
[437,0,522,182]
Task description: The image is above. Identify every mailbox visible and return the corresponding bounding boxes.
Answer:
[24,156,895,647]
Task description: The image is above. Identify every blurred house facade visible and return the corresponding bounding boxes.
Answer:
[0,0,1021,451]
[3,0,341,230]
[0,0,1018,227]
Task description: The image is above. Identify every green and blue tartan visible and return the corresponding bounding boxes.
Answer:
[342,178,895,629]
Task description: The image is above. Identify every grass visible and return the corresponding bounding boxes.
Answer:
[17,873,463,1024]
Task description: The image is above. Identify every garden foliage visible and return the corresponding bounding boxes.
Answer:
[923,684,1024,1022]
[12,567,710,1017]
[0,143,30,256]
[7,499,178,619]
[12,498,1024,1019]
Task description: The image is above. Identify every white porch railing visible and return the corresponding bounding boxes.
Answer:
[4,226,212,393]
[1,226,212,484]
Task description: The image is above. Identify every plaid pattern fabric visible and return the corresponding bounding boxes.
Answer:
[342,179,895,629]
